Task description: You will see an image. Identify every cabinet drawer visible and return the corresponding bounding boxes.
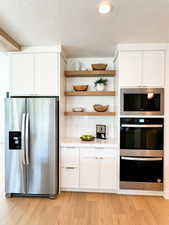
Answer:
[61,167,79,188]
[80,147,116,158]
[60,147,79,167]
[98,148,116,158]
[80,148,99,158]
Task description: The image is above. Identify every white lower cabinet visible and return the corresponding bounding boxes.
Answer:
[60,147,79,188]
[100,149,117,189]
[80,147,117,191]
[61,168,79,188]
[80,148,100,189]
[60,146,117,192]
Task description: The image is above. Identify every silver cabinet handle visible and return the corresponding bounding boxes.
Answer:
[25,113,30,165]
[121,157,163,161]
[121,124,163,128]
[21,113,26,165]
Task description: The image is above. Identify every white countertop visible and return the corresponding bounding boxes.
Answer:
[60,137,118,148]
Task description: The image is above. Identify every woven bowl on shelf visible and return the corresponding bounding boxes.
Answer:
[73,85,88,91]
[91,64,107,71]
[93,104,109,112]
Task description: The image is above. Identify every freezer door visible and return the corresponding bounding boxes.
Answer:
[5,98,27,194]
[26,98,59,195]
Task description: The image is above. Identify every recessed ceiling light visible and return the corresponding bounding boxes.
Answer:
[98,0,112,14]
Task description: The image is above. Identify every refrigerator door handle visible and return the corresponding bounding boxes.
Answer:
[25,113,30,165]
[21,113,26,165]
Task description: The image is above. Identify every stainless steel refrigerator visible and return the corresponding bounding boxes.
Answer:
[5,96,59,199]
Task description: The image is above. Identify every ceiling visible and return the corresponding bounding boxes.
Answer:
[0,0,169,57]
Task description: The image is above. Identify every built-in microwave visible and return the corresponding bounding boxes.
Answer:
[120,88,164,115]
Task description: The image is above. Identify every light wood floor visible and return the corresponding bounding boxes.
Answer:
[0,148,169,225]
[0,192,168,225]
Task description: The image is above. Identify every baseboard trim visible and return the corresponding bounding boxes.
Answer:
[119,189,163,196]
[61,188,163,197]
[163,191,169,199]
[60,188,116,194]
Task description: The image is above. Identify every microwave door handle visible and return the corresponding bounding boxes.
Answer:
[121,124,163,128]
[121,157,163,161]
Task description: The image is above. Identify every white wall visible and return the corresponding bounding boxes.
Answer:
[0,53,9,143]
[0,53,9,194]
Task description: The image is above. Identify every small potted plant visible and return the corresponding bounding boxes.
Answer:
[94,78,108,91]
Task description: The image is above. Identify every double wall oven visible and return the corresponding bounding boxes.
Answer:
[120,88,164,191]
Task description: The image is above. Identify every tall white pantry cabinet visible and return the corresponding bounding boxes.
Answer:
[9,46,61,96]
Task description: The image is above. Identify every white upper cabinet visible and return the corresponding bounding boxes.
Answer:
[35,53,58,95]
[10,54,34,95]
[10,50,59,95]
[119,50,165,87]
[119,51,142,87]
[142,51,165,87]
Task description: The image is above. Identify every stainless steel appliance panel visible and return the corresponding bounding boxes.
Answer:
[26,98,58,195]
[5,98,27,194]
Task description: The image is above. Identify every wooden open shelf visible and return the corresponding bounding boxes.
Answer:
[65,70,116,77]
[64,112,116,116]
[65,91,116,96]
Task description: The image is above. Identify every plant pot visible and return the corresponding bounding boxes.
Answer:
[96,83,105,91]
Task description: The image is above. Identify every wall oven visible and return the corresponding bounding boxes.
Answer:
[120,118,164,191]
[120,88,164,115]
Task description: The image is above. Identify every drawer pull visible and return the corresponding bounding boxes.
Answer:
[65,167,77,169]
[63,147,76,149]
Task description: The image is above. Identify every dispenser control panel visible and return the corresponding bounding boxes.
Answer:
[9,131,21,150]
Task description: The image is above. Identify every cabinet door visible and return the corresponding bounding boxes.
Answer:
[61,167,79,188]
[119,51,142,87]
[60,147,79,188]
[80,148,99,189]
[60,147,79,167]
[35,53,58,95]
[99,149,116,190]
[10,54,34,95]
[142,51,165,87]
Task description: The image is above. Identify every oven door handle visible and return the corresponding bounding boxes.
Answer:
[121,157,163,161]
[121,124,163,128]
